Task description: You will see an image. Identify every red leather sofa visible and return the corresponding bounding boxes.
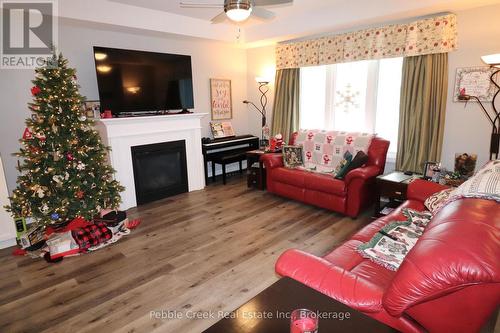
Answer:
[260,135,390,217]
[275,179,500,333]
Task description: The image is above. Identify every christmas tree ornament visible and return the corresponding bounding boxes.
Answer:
[76,161,86,171]
[40,204,49,215]
[31,86,41,96]
[76,190,84,199]
[23,128,33,140]
[52,175,64,187]
[65,152,74,161]
[51,213,59,220]
[51,123,58,133]
[78,114,87,122]
[35,132,46,142]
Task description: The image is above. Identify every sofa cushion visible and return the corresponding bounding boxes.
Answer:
[303,172,346,196]
[270,167,305,187]
[383,198,500,316]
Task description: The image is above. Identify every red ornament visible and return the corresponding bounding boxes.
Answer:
[65,152,74,161]
[31,86,41,96]
[23,128,33,140]
[76,190,84,199]
[29,146,41,154]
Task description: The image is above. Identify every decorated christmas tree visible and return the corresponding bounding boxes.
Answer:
[7,53,124,228]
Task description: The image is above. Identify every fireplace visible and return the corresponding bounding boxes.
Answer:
[95,113,207,210]
[131,140,188,205]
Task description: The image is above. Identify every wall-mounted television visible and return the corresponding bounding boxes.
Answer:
[93,46,194,115]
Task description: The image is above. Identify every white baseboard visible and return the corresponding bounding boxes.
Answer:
[0,237,16,249]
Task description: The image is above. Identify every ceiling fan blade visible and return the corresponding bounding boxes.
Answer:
[251,7,276,20]
[253,0,292,6]
[211,11,227,24]
[180,1,223,8]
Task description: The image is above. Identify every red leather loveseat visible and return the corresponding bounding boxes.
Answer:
[260,134,390,217]
[275,179,500,333]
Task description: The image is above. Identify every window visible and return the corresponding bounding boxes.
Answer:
[299,57,403,158]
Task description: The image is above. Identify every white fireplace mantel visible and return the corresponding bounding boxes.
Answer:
[95,113,208,210]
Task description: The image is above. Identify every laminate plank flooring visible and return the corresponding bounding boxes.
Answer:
[0,176,377,332]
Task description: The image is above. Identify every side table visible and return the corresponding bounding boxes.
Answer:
[374,171,420,217]
[246,150,266,190]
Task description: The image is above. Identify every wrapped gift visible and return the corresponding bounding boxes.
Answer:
[46,231,80,259]
[19,224,45,249]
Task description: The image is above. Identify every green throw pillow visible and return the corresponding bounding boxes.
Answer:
[335,151,369,180]
[333,151,353,178]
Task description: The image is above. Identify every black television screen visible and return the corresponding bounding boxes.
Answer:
[93,46,194,114]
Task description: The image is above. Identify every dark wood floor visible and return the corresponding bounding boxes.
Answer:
[0,176,371,332]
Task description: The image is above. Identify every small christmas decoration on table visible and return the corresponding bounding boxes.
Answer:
[266,133,284,152]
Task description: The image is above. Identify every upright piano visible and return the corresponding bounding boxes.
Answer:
[202,135,260,183]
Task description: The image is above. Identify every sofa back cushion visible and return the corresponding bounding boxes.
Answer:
[382,198,500,316]
[293,129,374,173]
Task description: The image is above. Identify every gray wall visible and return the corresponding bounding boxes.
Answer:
[0,19,256,192]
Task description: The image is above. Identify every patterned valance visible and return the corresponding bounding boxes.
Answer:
[276,14,457,69]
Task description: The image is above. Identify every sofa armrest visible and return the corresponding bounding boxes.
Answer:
[406,179,449,203]
[260,153,283,169]
[344,165,381,185]
[275,249,385,313]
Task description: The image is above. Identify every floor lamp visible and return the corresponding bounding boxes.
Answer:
[458,53,500,160]
[243,77,270,147]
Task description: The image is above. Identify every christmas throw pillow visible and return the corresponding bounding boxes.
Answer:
[424,188,453,214]
[282,145,304,168]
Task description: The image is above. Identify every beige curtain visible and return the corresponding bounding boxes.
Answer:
[396,53,448,173]
[271,68,300,143]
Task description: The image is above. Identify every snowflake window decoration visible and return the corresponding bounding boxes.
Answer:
[335,83,360,112]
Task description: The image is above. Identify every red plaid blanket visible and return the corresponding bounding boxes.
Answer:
[72,223,112,251]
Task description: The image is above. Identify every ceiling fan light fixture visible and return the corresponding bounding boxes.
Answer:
[225,1,252,22]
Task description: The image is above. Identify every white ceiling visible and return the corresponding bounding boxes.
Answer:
[59,0,500,47]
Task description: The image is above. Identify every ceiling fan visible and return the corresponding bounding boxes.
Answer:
[180,0,293,24]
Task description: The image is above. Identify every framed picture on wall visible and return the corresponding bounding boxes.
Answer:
[423,161,440,180]
[453,66,497,102]
[83,100,101,119]
[210,79,232,120]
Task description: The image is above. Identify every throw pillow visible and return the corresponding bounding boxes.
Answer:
[335,151,369,179]
[424,188,453,214]
[357,221,421,271]
[333,151,353,178]
[282,145,304,168]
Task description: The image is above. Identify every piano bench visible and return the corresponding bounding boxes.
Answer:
[212,153,247,185]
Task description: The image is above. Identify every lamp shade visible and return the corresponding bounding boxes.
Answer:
[255,77,270,84]
[481,53,500,68]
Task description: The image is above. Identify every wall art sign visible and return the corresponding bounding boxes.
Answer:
[454,66,497,102]
[210,79,232,120]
